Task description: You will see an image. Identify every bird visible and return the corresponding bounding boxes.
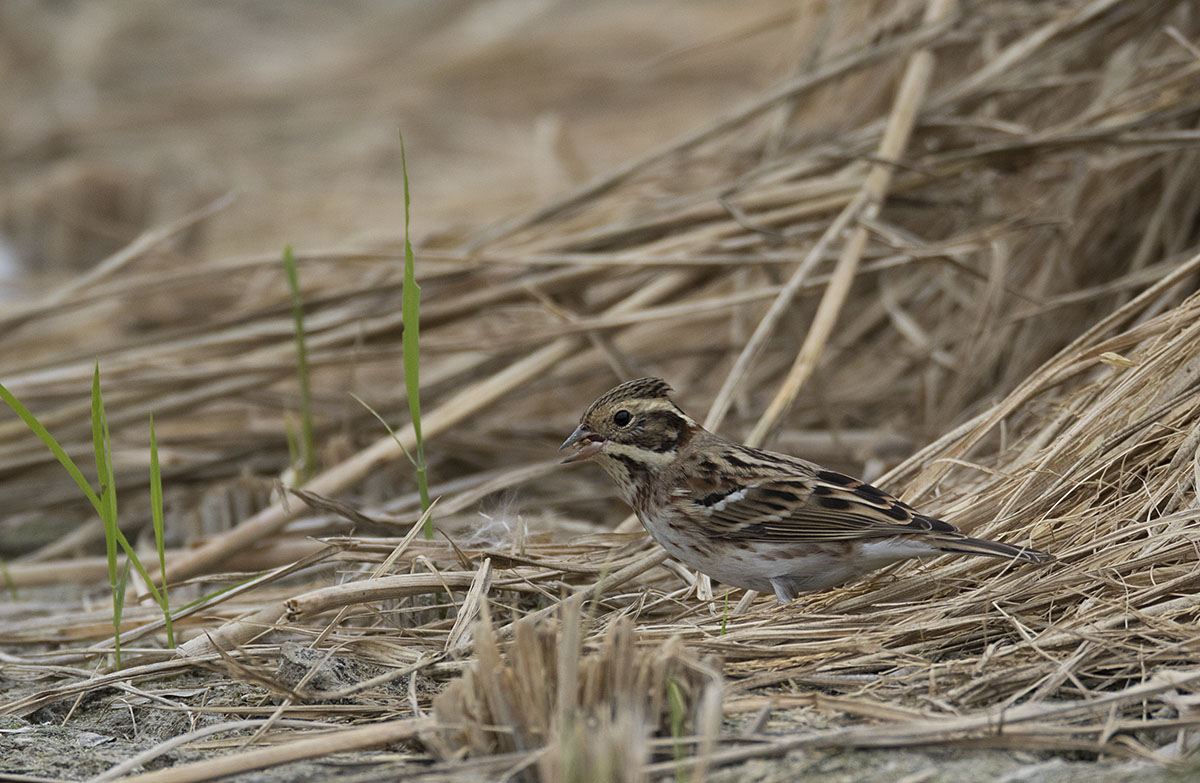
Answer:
[560,377,1052,603]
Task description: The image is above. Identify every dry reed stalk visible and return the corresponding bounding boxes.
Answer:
[1,539,326,587]
[109,717,427,783]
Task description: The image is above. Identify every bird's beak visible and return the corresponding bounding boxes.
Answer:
[559,425,604,463]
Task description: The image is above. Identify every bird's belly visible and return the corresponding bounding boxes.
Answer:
[642,514,939,597]
[640,515,863,594]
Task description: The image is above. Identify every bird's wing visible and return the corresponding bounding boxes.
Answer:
[689,468,955,542]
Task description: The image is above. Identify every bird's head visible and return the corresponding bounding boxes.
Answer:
[560,378,696,492]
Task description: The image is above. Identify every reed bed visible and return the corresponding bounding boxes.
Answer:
[3,1,1200,779]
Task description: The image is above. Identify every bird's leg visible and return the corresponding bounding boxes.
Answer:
[770,577,798,604]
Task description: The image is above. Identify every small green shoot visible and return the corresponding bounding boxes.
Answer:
[149,415,174,648]
[283,245,316,482]
[399,132,432,538]
[667,678,688,783]
[0,379,103,514]
[0,368,174,667]
[92,364,125,668]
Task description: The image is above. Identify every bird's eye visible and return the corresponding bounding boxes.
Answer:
[613,409,633,427]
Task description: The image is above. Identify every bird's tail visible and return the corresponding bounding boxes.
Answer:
[932,533,1054,564]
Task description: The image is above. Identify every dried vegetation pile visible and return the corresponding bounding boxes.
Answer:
[4,1,1200,780]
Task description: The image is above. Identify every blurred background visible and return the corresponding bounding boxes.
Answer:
[0,0,801,294]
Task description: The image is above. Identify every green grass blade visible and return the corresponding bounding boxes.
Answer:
[3,369,166,658]
[91,374,163,604]
[149,415,174,648]
[92,365,118,532]
[0,381,102,514]
[112,528,161,604]
[349,392,417,466]
[399,132,432,537]
[283,245,316,482]
[92,366,118,584]
[113,558,131,669]
[92,364,124,668]
[284,413,300,471]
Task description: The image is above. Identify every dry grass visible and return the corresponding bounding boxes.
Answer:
[4,1,1200,779]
